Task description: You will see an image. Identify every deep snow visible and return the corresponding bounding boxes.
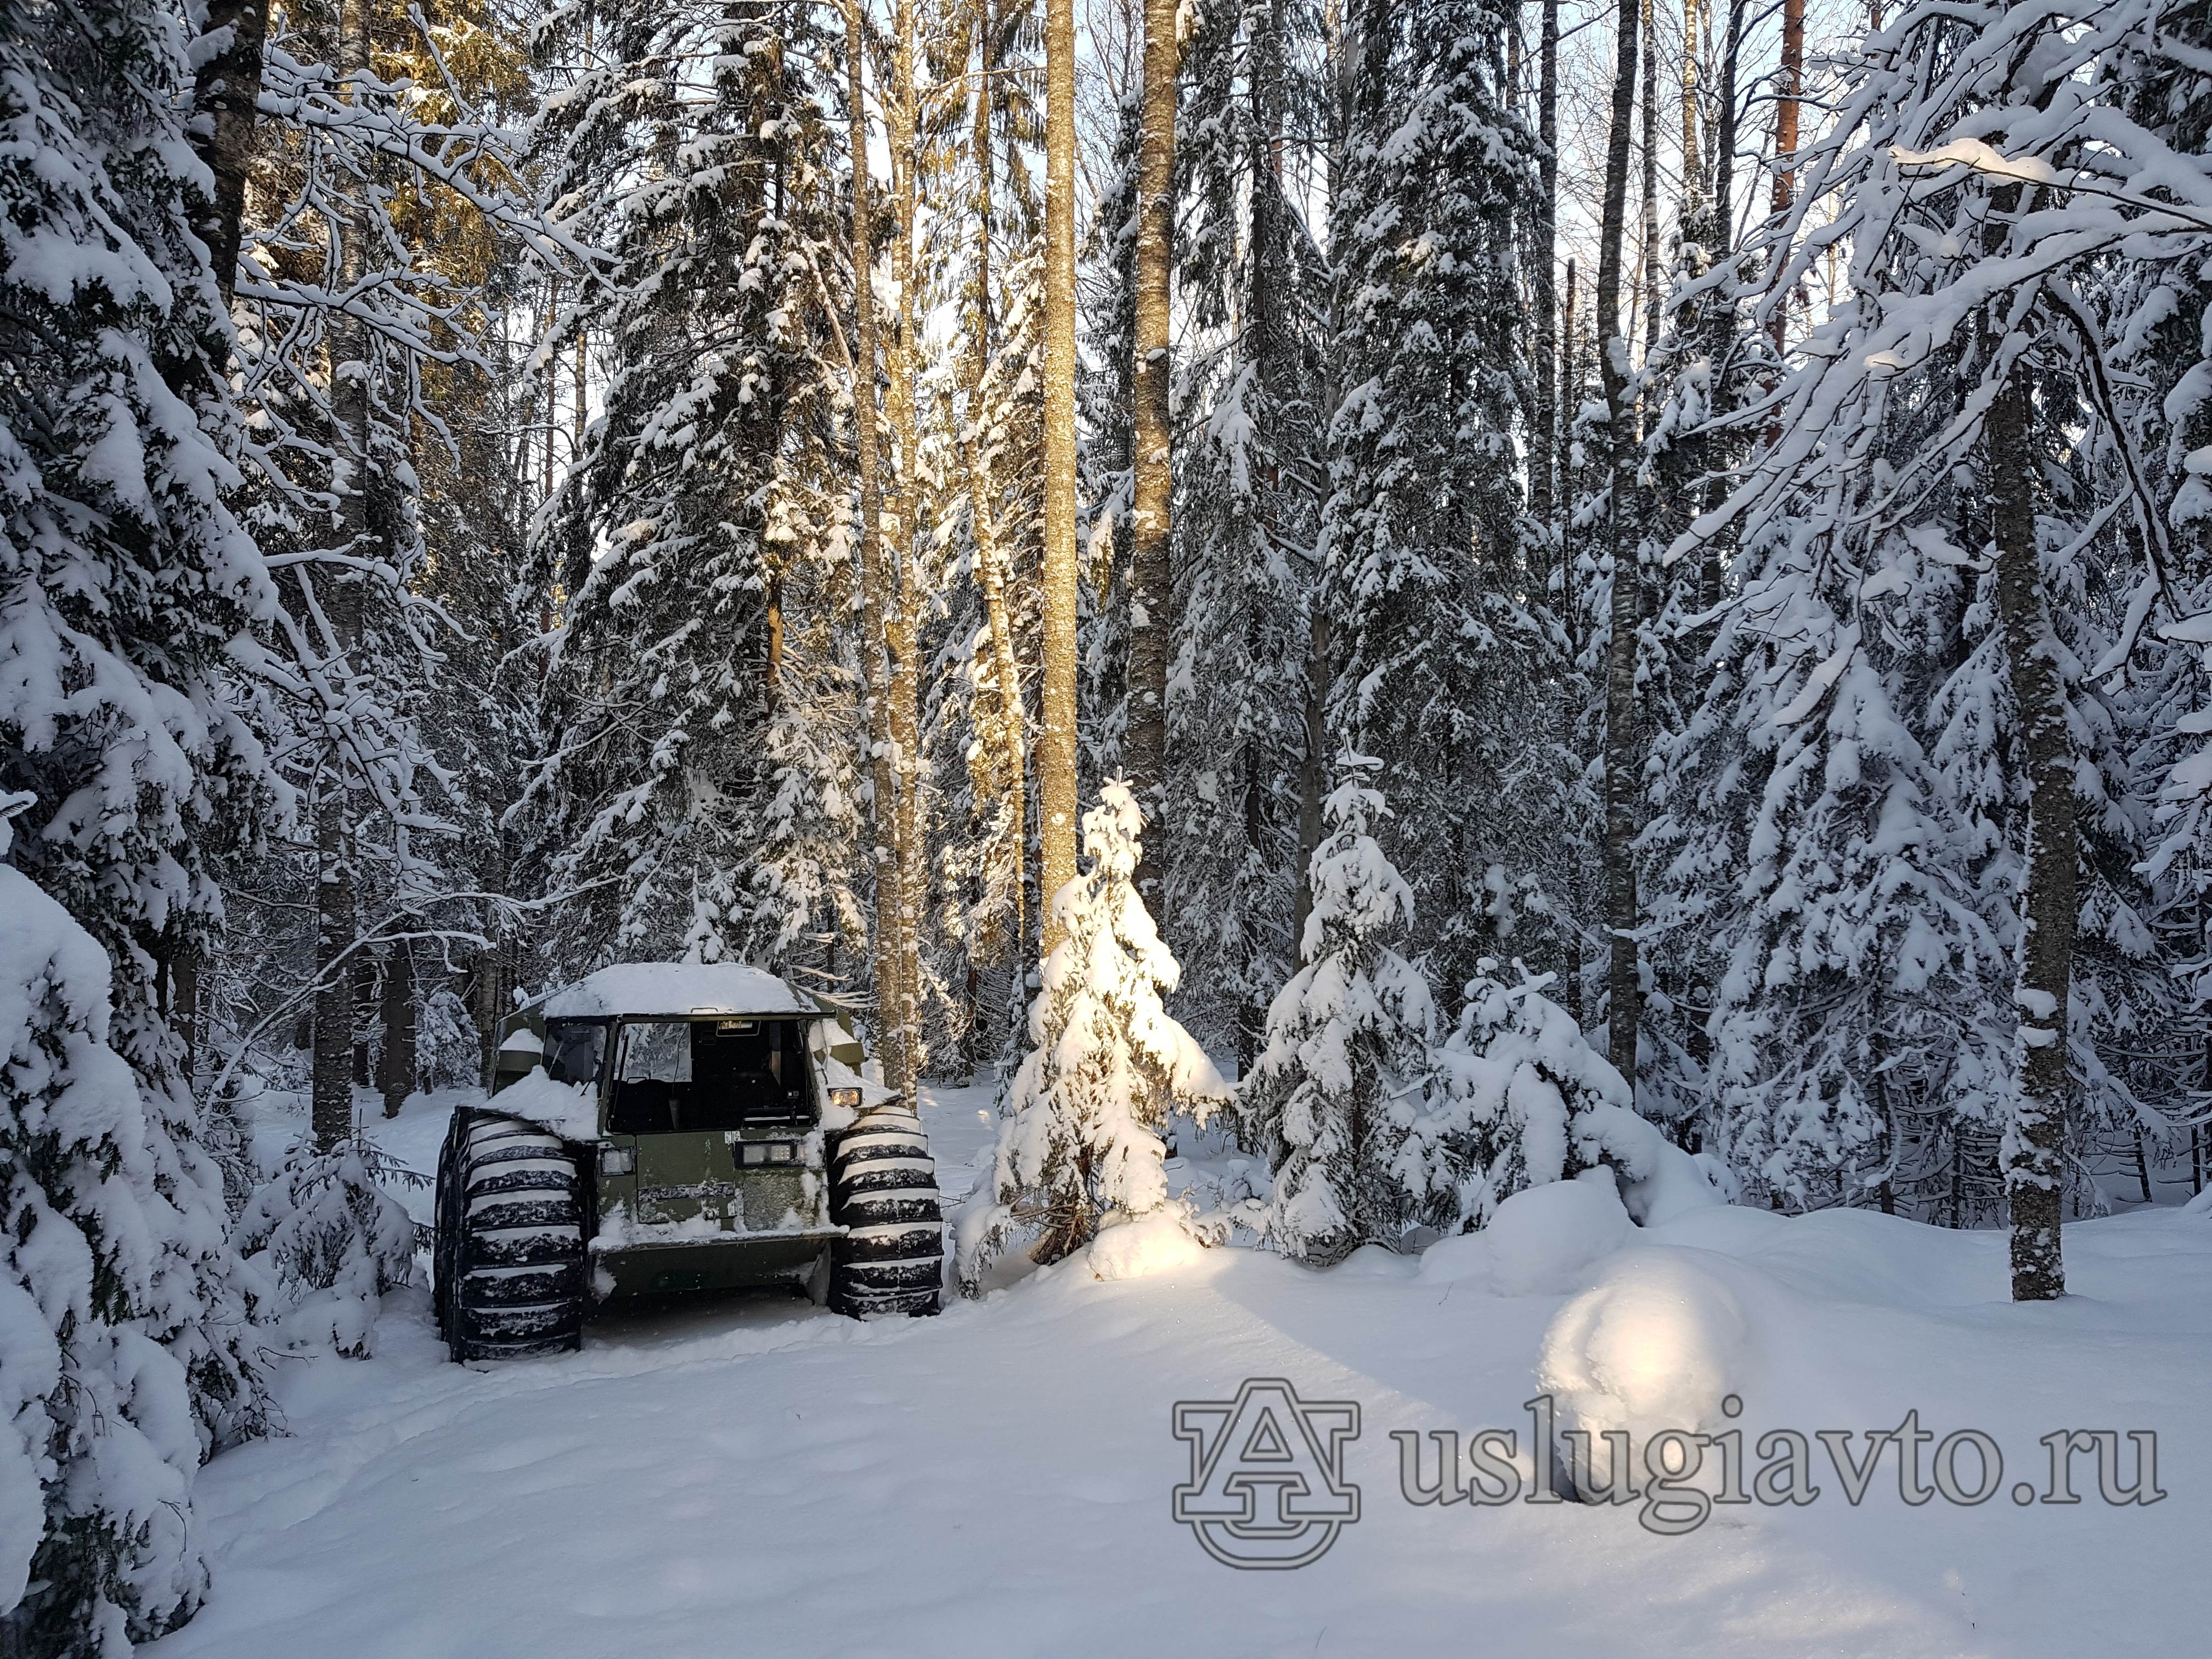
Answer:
[153,1082,2212,1658]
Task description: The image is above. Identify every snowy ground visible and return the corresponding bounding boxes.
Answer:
[154,1084,2212,1658]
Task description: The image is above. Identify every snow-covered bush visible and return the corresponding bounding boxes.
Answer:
[0,804,217,1647]
[415,988,483,1093]
[235,1138,421,1358]
[1415,958,1641,1228]
[1240,767,1438,1264]
[960,783,1227,1285]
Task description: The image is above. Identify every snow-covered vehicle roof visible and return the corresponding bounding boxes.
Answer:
[538,963,817,1020]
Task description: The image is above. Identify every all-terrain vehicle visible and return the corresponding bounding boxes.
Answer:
[431,963,944,1361]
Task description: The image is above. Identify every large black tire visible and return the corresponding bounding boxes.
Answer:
[435,1113,587,1361]
[828,1110,944,1317]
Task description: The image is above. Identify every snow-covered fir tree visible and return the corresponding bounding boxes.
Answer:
[1317,0,1574,1000]
[0,800,227,1649]
[960,781,1224,1283]
[527,1,855,977]
[1,0,273,1525]
[1164,0,1325,1065]
[1240,762,1437,1263]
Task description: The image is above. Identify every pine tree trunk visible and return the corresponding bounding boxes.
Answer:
[1038,0,1081,950]
[885,0,926,1094]
[1125,0,1179,909]
[377,935,416,1118]
[843,0,907,1093]
[1988,370,2071,1302]
[1597,0,1642,1091]
[191,0,270,306]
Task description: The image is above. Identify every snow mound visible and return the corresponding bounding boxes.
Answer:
[540,963,809,1019]
[1417,1229,1490,1284]
[1485,1169,1634,1295]
[1538,1249,1749,1483]
[1620,1143,1735,1227]
[487,1070,600,1141]
[2185,1186,2212,1217]
[1087,1211,1206,1281]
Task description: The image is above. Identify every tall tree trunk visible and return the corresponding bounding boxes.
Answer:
[377,936,416,1118]
[352,953,375,1087]
[1597,0,1642,1092]
[964,0,1026,995]
[886,0,926,1094]
[843,0,907,1093]
[1639,0,1661,362]
[1038,0,1081,950]
[191,0,270,306]
[1531,0,1559,591]
[1988,369,2072,1302]
[1679,0,1702,235]
[1769,0,1804,349]
[313,0,374,1150]
[1126,0,1180,908]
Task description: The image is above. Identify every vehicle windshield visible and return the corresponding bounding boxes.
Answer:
[607,1017,814,1133]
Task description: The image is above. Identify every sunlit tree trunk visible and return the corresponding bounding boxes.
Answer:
[843,0,908,1093]
[1038,0,1080,950]
[964,0,1026,991]
[886,0,926,1091]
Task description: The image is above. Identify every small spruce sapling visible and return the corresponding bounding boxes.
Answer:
[1240,763,1438,1263]
[959,782,1226,1286]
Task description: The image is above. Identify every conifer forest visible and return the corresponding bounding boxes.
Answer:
[6,0,2212,1651]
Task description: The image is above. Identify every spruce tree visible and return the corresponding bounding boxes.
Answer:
[1241,762,1437,1263]
[961,781,1224,1283]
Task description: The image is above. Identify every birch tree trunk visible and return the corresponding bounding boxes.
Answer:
[1988,368,2072,1302]
[1126,0,1179,908]
[1038,0,1081,950]
[1679,0,1702,233]
[1639,0,1661,362]
[1597,0,1643,1092]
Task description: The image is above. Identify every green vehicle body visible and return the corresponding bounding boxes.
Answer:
[486,966,879,1301]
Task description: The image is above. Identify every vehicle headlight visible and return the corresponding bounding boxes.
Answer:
[828,1087,862,1110]
[598,1146,635,1177]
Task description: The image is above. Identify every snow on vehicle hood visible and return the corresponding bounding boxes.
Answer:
[489,1069,601,1141]
[539,963,814,1019]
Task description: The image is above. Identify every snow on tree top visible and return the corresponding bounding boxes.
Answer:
[538,963,816,1020]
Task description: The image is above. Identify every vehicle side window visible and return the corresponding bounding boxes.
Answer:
[545,1022,607,1086]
